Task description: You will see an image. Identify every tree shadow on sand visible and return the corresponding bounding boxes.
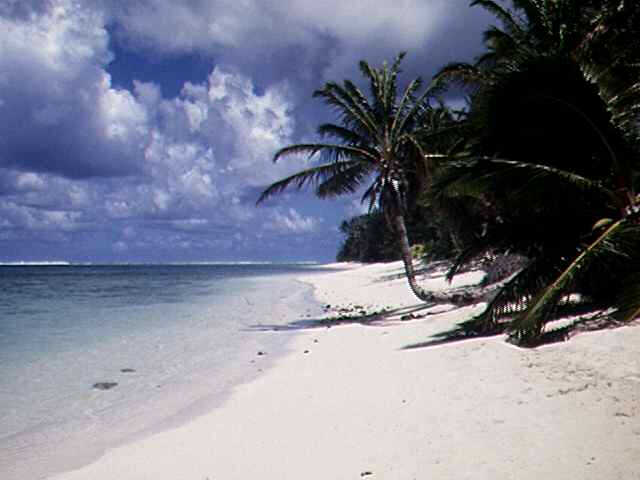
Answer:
[245,302,453,332]
[373,260,453,283]
[401,303,637,350]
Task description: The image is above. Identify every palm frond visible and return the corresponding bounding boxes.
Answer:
[613,272,640,323]
[474,257,554,332]
[313,83,378,140]
[359,60,382,106]
[389,77,424,139]
[317,124,366,144]
[434,156,618,212]
[509,218,626,344]
[316,162,373,198]
[410,123,465,149]
[487,159,618,204]
[475,51,498,70]
[359,179,381,212]
[256,159,361,204]
[390,84,437,143]
[471,0,524,37]
[434,62,488,89]
[446,244,488,282]
[511,0,546,39]
[273,143,377,164]
[342,79,376,126]
[607,81,640,113]
[482,26,519,58]
[433,157,491,201]
[382,52,406,115]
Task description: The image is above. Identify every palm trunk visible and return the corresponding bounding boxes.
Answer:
[393,213,433,302]
[393,213,503,306]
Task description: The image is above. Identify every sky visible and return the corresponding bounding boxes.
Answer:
[0,0,494,263]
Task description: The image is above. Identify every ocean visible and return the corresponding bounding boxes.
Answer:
[0,264,325,479]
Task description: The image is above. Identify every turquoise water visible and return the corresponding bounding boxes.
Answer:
[0,264,324,479]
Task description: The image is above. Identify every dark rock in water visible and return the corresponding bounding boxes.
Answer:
[304,350,310,354]
[257,351,266,356]
[120,368,136,373]
[360,472,373,477]
[93,382,118,390]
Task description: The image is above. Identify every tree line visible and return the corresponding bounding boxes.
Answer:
[258,0,640,346]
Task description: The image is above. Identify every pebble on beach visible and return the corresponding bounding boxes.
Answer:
[92,382,118,390]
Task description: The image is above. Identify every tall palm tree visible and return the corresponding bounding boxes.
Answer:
[434,0,640,344]
[257,53,454,302]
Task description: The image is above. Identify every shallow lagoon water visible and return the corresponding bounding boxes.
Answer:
[0,264,324,479]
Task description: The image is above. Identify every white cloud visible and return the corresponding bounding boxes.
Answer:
[15,172,46,191]
[1,0,304,247]
[267,207,320,233]
[108,0,447,56]
[99,73,148,140]
[113,240,128,252]
[105,0,490,86]
[0,0,145,177]
[0,0,492,260]
[200,67,296,185]
[0,200,82,232]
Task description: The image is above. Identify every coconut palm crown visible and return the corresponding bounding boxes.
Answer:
[257,53,452,301]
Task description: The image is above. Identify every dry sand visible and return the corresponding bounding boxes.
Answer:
[50,261,640,479]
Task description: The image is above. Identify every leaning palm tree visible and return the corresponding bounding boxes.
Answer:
[257,53,454,302]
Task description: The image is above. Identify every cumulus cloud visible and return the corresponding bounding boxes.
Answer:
[0,0,148,178]
[0,0,492,261]
[109,0,454,55]
[267,207,321,234]
[105,0,492,85]
[0,0,330,261]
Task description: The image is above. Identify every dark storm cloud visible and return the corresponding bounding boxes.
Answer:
[0,100,143,179]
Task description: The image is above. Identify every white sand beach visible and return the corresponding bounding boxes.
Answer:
[50,261,640,479]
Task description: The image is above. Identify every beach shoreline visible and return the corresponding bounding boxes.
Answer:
[1,268,324,480]
[47,260,640,479]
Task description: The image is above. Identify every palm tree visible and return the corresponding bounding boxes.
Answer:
[433,0,640,345]
[257,53,455,302]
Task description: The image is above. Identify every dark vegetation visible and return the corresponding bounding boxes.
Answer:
[336,207,444,262]
[259,0,640,346]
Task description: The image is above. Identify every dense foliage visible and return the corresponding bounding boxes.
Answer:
[434,0,640,344]
[261,0,640,345]
[336,206,446,263]
[336,211,397,262]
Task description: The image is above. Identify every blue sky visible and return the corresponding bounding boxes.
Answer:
[0,0,493,263]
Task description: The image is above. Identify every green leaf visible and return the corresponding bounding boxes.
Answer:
[257,159,361,204]
[612,272,640,323]
[592,218,614,231]
[273,143,377,164]
[509,219,626,343]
